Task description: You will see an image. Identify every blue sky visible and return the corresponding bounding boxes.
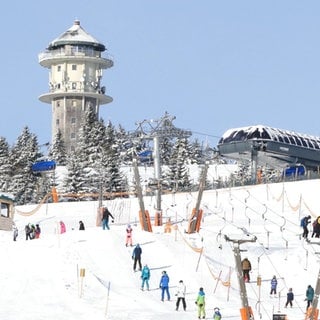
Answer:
[2,1,320,147]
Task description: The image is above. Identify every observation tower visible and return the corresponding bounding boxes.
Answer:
[38,20,113,152]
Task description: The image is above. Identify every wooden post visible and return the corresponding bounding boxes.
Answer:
[79,268,85,298]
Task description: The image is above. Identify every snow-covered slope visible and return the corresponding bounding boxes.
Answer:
[1,179,320,320]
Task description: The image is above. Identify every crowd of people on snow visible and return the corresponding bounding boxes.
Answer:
[24,223,41,240]
[12,206,320,318]
[129,235,222,319]
[13,218,86,242]
[242,257,316,312]
[300,214,320,240]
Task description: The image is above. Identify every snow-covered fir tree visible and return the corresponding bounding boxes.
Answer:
[63,150,87,195]
[103,121,127,194]
[190,139,204,164]
[49,129,67,165]
[8,127,41,204]
[164,137,192,192]
[0,137,11,191]
[160,136,173,166]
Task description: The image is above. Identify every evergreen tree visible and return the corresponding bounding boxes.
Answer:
[190,139,203,164]
[160,136,173,166]
[103,121,127,194]
[0,137,11,191]
[165,137,192,192]
[8,127,41,204]
[63,150,87,195]
[49,129,67,165]
[116,124,132,164]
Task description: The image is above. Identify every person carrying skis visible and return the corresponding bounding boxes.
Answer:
[159,270,170,301]
[140,264,150,291]
[126,224,133,247]
[132,243,142,271]
[195,287,206,319]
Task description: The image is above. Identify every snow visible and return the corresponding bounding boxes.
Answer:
[1,179,320,320]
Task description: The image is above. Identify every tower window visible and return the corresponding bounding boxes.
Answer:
[72,100,77,107]
[72,64,77,71]
[56,119,60,125]
[56,101,60,107]
[57,65,61,72]
[72,82,77,89]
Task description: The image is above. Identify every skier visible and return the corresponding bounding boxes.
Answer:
[140,264,150,291]
[195,287,206,319]
[175,280,186,311]
[25,224,32,240]
[35,224,41,239]
[241,257,252,282]
[213,307,222,320]
[270,275,277,297]
[13,225,18,241]
[301,215,311,240]
[60,221,66,234]
[159,270,170,301]
[126,224,133,247]
[79,220,85,230]
[101,207,114,230]
[132,243,142,271]
[306,285,314,310]
[284,288,294,308]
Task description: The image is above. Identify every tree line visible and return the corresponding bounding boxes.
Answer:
[0,108,218,205]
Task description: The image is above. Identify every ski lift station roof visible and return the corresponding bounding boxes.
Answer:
[217,125,320,170]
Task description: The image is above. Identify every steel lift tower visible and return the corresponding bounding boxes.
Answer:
[132,112,191,225]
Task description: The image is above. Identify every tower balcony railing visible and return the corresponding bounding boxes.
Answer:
[39,47,113,63]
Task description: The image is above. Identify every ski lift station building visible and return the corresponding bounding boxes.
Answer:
[218,125,320,172]
[0,193,14,231]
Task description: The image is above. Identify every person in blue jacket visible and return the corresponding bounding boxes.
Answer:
[141,264,150,291]
[270,275,278,297]
[159,270,170,301]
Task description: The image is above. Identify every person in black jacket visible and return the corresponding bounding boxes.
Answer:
[132,243,142,271]
[101,207,114,230]
[284,288,294,308]
[79,221,85,230]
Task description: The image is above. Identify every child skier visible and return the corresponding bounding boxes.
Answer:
[141,264,150,290]
[213,307,222,320]
[195,287,206,319]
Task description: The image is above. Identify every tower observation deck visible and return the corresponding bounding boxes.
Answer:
[38,20,113,152]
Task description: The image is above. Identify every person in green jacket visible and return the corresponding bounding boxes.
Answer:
[195,287,206,319]
[306,285,314,310]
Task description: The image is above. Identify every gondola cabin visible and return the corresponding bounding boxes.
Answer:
[0,193,14,231]
[32,159,56,172]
